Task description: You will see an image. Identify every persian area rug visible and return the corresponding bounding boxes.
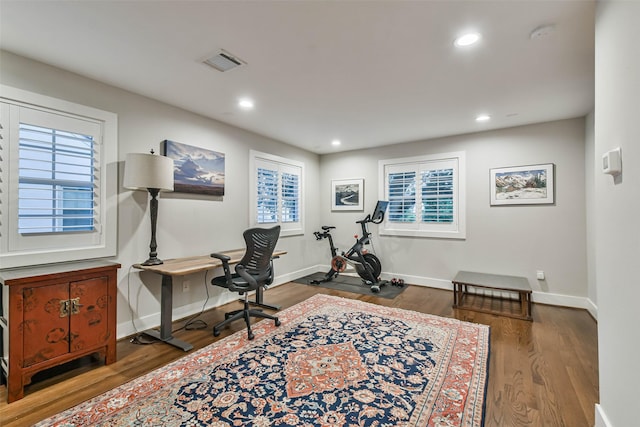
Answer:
[296,272,407,299]
[38,294,490,427]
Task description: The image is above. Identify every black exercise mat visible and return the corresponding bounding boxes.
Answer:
[294,272,407,299]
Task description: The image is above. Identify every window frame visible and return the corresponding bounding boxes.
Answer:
[0,85,118,268]
[378,151,466,239]
[249,150,304,237]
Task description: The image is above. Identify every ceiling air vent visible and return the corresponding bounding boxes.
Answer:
[203,50,245,72]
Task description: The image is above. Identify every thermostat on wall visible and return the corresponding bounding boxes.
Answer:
[602,147,622,175]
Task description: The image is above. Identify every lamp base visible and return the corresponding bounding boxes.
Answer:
[141,257,164,266]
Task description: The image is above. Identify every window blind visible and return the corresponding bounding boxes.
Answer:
[281,172,299,223]
[388,171,416,223]
[257,167,278,223]
[18,123,96,234]
[421,168,454,223]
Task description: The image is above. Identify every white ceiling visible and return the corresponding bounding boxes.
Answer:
[0,0,595,154]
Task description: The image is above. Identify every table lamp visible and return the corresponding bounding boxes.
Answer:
[124,150,174,265]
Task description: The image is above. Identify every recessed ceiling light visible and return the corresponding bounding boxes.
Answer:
[475,114,491,122]
[454,32,481,47]
[331,139,341,146]
[238,98,254,110]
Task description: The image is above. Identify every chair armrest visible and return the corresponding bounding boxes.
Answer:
[235,264,258,289]
[210,252,231,262]
[210,252,233,283]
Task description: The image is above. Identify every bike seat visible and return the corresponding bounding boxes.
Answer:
[321,226,336,230]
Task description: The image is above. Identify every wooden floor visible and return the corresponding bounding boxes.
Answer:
[0,282,599,427]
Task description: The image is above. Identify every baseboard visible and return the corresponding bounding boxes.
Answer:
[585,298,598,321]
[379,271,453,290]
[273,265,319,287]
[383,271,595,313]
[117,266,320,340]
[117,293,237,340]
[307,267,453,291]
[531,290,595,312]
[595,404,613,427]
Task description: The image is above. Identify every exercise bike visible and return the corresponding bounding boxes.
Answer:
[312,200,389,293]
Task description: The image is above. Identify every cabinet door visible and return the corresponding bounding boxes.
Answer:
[22,283,70,367]
[69,277,109,352]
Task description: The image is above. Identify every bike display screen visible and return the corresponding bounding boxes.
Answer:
[372,200,389,223]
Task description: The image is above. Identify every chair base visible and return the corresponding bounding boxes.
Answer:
[213,301,280,340]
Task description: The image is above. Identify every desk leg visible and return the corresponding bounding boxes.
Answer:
[246,286,280,311]
[142,274,193,352]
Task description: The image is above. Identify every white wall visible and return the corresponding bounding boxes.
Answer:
[594,2,640,426]
[0,51,324,337]
[320,119,589,308]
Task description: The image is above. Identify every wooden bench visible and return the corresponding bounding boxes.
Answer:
[452,271,532,321]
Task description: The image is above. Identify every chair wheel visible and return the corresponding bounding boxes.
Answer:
[275,319,281,327]
[213,328,221,337]
[248,332,255,340]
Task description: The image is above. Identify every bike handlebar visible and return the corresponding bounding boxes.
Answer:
[356,215,371,225]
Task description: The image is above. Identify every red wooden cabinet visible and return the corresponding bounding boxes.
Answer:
[0,260,120,402]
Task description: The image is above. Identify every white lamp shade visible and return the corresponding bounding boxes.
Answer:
[124,153,174,191]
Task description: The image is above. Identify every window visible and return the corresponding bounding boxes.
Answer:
[379,152,466,239]
[250,150,303,236]
[1,85,118,268]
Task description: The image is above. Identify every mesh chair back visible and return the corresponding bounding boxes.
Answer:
[237,225,281,284]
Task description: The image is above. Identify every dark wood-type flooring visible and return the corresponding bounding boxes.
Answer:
[0,283,599,426]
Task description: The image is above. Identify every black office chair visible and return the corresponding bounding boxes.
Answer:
[210,225,281,340]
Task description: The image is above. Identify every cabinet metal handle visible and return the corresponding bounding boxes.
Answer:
[59,300,70,318]
[58,298,83,316]
[71,298,82,315]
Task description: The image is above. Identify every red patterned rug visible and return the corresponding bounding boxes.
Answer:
[37,294,490,426]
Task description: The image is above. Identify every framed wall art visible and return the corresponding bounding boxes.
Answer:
[163,140,225,196]
[490,163,554,205]
[331,178,364,211]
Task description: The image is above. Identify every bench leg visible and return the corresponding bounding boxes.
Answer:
[520,292,532,320]
[453,283,459,307]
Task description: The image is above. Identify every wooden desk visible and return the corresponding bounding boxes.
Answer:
[134,249,286,351]
[452,271,532,321]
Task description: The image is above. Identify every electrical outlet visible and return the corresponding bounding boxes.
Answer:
[183,280,190,292]
[536,270,545,280]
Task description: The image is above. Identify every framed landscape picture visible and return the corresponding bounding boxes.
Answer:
[332,178,364,211]
[163,140,225,196]
[490,163,554,205]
